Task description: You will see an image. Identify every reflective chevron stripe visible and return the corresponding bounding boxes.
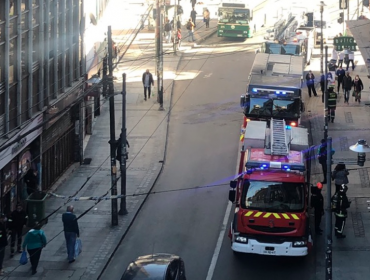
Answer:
[243,211,300,220]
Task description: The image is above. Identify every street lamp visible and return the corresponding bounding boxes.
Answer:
[325,138,370,280]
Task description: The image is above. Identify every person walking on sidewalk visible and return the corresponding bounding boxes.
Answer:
[337,50,344,68]
[62,206,80,264]
[317,139,335,184]
[0,214,8,276]
[311,183,324,235]
[334,184,351,239]
[203,9,210,28]
[336,66,345,93]
[352,75,364,103]
[142,69,154,101]
[8,204,27,258]
[306,70,317,97]
[22,224,46,275]
[342,71,352,104]
[164,19,172,43]
[176,28,182,50]
[332,164,349,193]
[327,86,338,123]
[186,19,195,42]
[190,8,197,27]
[346,50,355,71]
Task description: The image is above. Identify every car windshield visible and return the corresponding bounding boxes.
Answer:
[248,98,273,116]
[282,44,300,55]
[241,181,304,212]
[218,8,250,24]
[272,99,300,118]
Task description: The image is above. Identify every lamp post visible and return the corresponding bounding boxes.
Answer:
[319,1,326,75]
[325,139,370,280]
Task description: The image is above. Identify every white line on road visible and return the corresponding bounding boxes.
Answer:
[206,140,242,280]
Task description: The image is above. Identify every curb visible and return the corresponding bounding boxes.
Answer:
[97,51,184,280]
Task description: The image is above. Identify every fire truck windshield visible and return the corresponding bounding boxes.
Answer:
[247,98,300,119]
[273,99,300,118]
[241,181,304,212]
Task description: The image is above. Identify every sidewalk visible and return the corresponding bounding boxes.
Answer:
[0,6,216,280]
[304,52,370,279]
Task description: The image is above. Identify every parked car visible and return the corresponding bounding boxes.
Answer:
[121,253,186,280]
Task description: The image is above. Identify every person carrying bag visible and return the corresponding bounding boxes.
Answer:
[332,163,349,193]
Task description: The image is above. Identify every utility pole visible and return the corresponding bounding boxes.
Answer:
[108,26,118,226]
[324,46,328,140]
[320,1,324,75]
[325,136,333,280]
[103,56,108,98]
[156,0,160,102]
[119,73,128,215]
[156,0,164,111]
[173,0,178,54]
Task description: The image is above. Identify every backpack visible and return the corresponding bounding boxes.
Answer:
[186,21,192,30]
[165,22,171,32]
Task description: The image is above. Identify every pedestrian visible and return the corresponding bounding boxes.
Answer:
[332,164,349,193]
[305,70,318,97]
[24,168,38,196]
[327,86,337,123]
[190,0,196,8]
[186,18,195,42]
[142,69,154,101]
[203,9,210,28]
[335,65,345,93]
[164,19,172,43]
[190,8,197,27]
[22,224,46,275]
[337,50,344,68]
[352,75,364,103]
[342,71,352,104]
[8,204,27,258]
[331,48,338,65]
[334,184,351,238]
[317,139,335,184]
[62,205,80,263]
[0,214,8,276]
[176,28,182,49]
[346,50,355,71]
[311,183,324,235]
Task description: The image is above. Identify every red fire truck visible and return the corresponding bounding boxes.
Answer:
[228,119,313,256]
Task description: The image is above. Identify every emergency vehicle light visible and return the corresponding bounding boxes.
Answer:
[251,88,295,94]
[285,125,292,130]
[246,161,305,172]
[275,91,287,95]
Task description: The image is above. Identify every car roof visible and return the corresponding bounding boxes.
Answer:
[121,253,181,280]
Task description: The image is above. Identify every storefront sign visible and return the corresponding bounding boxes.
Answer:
[0,114,43,170]
[333,36,357,51]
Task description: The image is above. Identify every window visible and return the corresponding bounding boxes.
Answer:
[33,25,39,62]
[248,97,273,117]
[8,85,17,130]
[272,99,300,119]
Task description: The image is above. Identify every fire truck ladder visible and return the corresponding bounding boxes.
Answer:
[270,119,289,155]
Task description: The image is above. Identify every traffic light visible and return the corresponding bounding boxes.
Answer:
[339,0,348,9]
[338,12,344,23]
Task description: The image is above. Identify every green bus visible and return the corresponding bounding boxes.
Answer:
[217,3,252,38]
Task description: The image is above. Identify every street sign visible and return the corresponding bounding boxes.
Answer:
[339,0,348,9]
[333,36,357,51]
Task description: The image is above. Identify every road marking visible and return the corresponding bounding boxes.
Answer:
[206,141,242,280]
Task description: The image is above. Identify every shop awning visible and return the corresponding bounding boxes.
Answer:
[346,19,370,75]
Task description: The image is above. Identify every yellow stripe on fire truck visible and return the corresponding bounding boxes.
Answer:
[244,211,300,220]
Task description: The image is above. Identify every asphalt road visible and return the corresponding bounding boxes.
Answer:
[100,34,317,280]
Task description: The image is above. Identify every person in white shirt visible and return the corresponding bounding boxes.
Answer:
[338,51,344,67]
[346,51,355,71]
[331,48,338,65]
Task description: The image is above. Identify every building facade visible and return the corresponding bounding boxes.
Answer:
[0,0,111,214]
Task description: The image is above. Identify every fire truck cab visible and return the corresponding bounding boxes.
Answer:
[229,119,312,257]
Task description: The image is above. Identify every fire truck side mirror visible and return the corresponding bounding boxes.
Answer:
[229,189,236,202]
[240,96,246,107]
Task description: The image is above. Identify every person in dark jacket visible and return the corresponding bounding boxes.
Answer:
[62,205,79,263]
[190,8,197,27]
[305,70,318,97]
[142,69,154,101]
[342,71,352,104]
[352,75,364,103]
[334,184,351,238]
[311,183,324,235]
[9,204,28,257]
[24,169,38,196]
[0,214,8,276]
[317,139,335,184]
[335,66,345,93]
[22,224,46,275]
[332,164,349,193]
